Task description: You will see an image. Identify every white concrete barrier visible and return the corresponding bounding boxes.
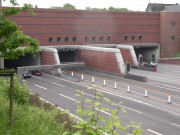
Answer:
[167,95,172,104]
[144,89,148,97]
[103,79,106,86]
[127,85,130,92]
[114,82,117,89]
[92,76,95,83]
[71,71,74,76]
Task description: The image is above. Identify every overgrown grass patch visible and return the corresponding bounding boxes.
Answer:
[0,76,76,135]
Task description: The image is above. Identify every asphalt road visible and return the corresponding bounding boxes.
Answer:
[25,63,180,135]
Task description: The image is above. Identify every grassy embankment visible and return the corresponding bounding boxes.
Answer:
[0,76,76,135]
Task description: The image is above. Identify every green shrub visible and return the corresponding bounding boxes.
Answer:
[0,76,29,104]
[0,77,67,135]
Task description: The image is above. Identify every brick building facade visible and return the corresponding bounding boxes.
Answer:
[7,8,180,73]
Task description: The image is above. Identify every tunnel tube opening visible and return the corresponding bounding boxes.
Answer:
[134,45,160,63]
[4,53,40,70]
[58,49,77,63]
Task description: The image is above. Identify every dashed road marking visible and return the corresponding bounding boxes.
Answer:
[34,84,47,90]
[84,92,143,114]
[147,129,163,135]
[59,94,76,101]
[52,82,66,87]
[172,123,180,128]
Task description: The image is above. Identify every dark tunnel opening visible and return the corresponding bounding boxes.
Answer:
[58,50,77,63]
[4,53,40,69]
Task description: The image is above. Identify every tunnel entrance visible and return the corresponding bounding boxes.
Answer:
[4,53,40,69]
[133,43,160,63]
[58,50,77,63]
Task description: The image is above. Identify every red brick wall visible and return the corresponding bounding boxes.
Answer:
[160,12,180,58]
[119,49,134,66]
[77,50,120,73]
[9,9,160,46]
[40,51,56,65]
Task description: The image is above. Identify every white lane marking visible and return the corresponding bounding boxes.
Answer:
[95,108,111,116]
[52,82,66,87]
[45,74,76,84]
[58,93,119,117]
[156,86,180,92]
[84,93,95,98]
[34,84,47,90]
[84,92,143,114]
[32,75,66,88]
[161,84,180,90]
[44,74,180,115]
[59,94,77,101]
[33,76,42,79]
[122,105,142,114]
[172,123,180,128]
[96,87,153,107]
[147,129,163,135]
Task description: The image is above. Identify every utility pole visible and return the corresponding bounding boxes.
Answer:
[0,0,4,69]
[0,0,2,15]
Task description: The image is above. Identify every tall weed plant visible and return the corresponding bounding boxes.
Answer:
[71,86,142,135]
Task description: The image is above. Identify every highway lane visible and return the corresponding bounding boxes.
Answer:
[25,74,180,135]
[67,70,180,106]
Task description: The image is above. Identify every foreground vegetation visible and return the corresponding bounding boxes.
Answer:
[0,76,142,135]
[0,76,76,135]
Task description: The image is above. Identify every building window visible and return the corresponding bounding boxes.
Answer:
[57,37,61,42]
[171,35,175,40]
[92,36,96,42]
[65,37,69,42]
[100,36,104,42]
[107,36,111,42]
[131,36,135,41]
[171,22,175,26]
[73,37,77,42]
[49,37,53,43]
[124,36,128,41]
[139,36,143,41]
[84,36,89,42]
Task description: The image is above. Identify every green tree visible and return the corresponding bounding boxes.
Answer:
[0,0,39,60]
[51,3,76,10]
[86,7,107,11]
[63,3,76,10]
[108,6,128,11]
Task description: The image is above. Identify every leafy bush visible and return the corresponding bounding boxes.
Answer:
[72,86,142,135]
[1,76,29,104]
[0,77,68,135]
